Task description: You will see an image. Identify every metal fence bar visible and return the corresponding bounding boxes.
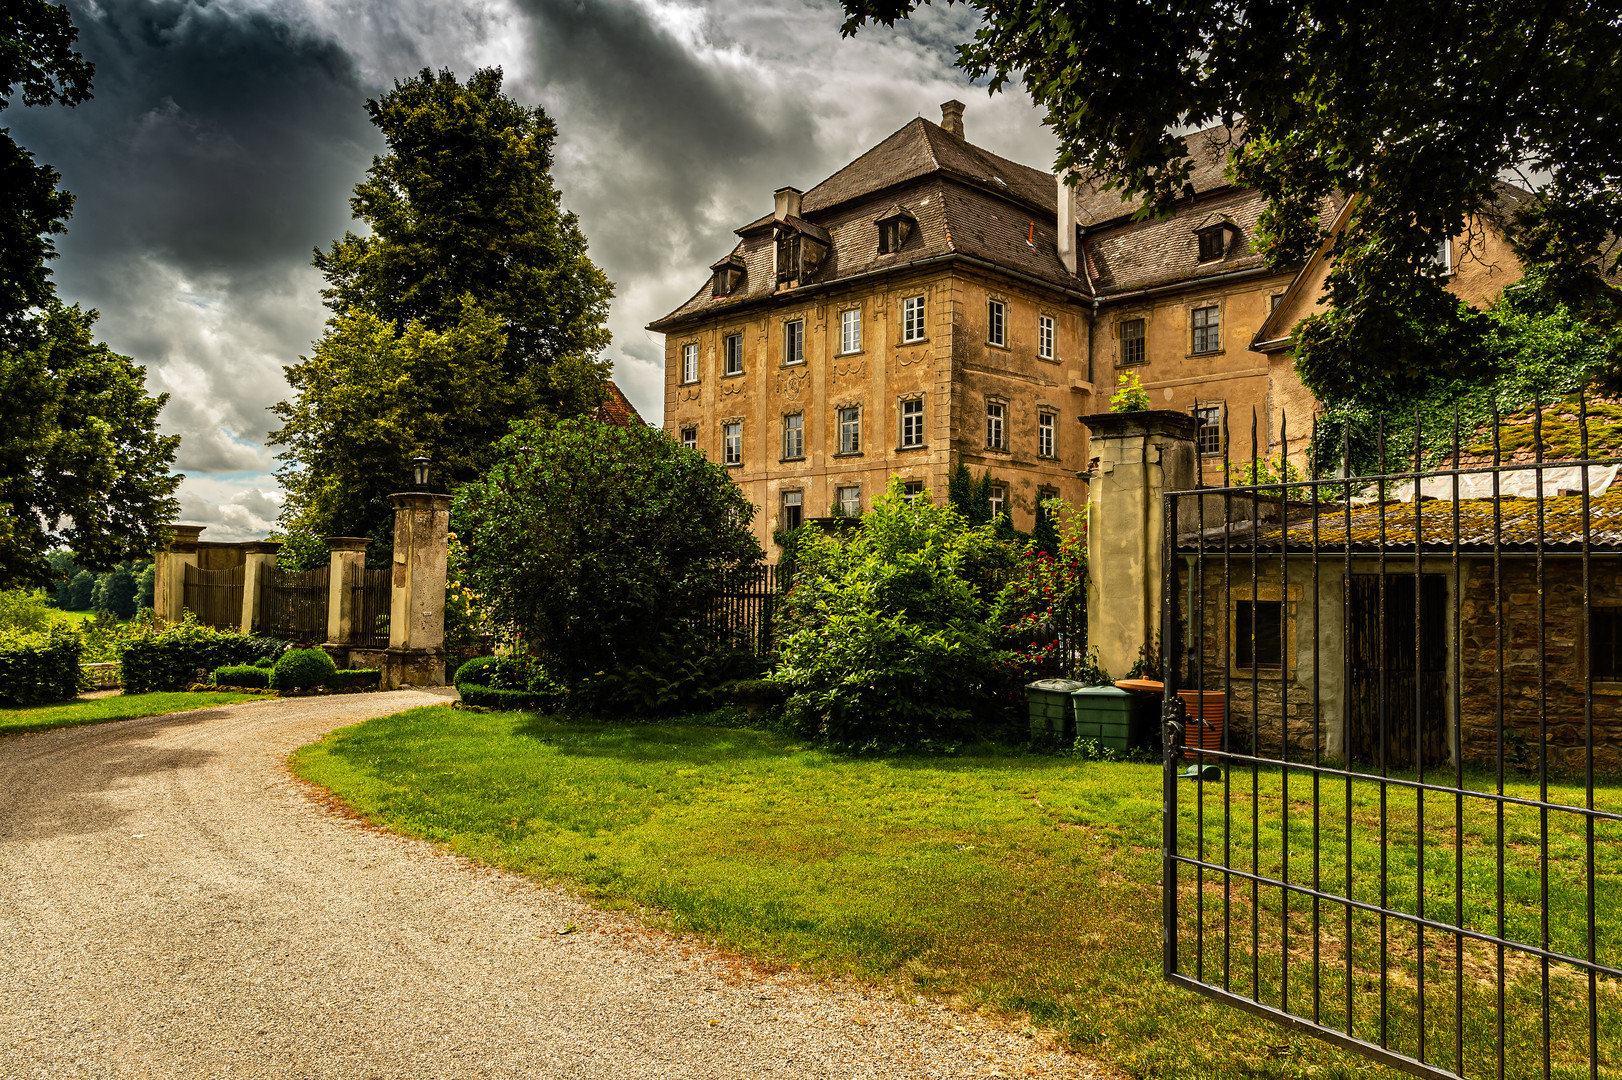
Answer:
[1164,399,1612,1080]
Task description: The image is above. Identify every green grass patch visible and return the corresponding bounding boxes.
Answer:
[289,706,1620,1080]
[0,690,260,735]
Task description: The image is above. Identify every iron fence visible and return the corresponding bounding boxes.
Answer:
[348,566,391,648]
[698,564,784,657]
[182,562,243,630]
[258,566,329,643]
[1161,401,1621,1080]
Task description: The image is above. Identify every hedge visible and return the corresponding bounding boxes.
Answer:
[213,664,270,689]
[457,683,559,711]
[270,648,337,690]
[329,668,380,691]
[0,624,85,706]
[120,618,285,694]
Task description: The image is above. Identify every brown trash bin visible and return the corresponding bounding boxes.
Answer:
[1177,690,1227,757]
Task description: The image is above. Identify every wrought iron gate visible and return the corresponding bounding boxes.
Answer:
[1160,403,1619,1080]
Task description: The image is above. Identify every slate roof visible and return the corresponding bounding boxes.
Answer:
[649,118,1334,330]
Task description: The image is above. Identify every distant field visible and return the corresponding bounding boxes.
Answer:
[0,691,258,735]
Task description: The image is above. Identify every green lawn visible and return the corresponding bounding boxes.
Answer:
[0,691,260,735]
[289,706,1619,1080]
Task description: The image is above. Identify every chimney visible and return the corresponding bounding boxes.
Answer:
[774,186,803,222]
[1056,168,1077,276]
[940,100,965,139]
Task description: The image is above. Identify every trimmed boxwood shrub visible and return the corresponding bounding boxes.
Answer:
[270,648,337,690]
[213,664,270,689]
[121,617,284,693]
[0,624,85,705]
[453,655,500,687]
[454,654,565,711]
[329,668,380,691]
[458,683,555,710]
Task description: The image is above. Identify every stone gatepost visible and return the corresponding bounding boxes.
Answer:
[381,493,450,689]
[324,537,371,651]
[1078,410,1197,681]
[153,524,205,623]
[238,541,282,634]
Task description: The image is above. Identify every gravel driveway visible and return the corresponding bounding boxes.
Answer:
[0,692,1109,1079]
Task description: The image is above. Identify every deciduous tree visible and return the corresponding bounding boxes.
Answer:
[840,0,1622,399]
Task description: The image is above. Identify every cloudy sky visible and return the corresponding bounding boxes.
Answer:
[10,0,1059,540]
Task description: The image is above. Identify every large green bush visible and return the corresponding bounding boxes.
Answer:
[119,616,284,693]
[453,418,763,708]
[453,653,566,712]
[0,588,58,632]
[0,623,85,705]
[771,478,1011,748]
[270,648,337,690]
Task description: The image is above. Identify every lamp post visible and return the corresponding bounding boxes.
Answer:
[411,455,431,489]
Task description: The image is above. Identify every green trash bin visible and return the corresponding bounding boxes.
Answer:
[1071,685,1134,753]
[1026,679,1086,743]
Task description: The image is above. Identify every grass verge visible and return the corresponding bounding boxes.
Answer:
[0,691,260,735]
[289,705,1618,1080]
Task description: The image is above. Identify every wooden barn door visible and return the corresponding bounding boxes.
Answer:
[1347,573,1449,769]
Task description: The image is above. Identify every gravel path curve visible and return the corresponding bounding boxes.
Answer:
[0,693,1110,1079]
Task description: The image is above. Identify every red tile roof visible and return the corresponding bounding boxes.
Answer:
[593,380,645,428]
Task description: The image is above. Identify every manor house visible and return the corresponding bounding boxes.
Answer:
[648,102,1523,553]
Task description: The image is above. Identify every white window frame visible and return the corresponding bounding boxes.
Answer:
[681,342,698,384]
[837,485,861,516]
[1191,305,1221,354]
[680,425,697,450]
[838,406,861,455]
[781,489,803,530]
[1434,236,1454,276]
[986,399,1006,450]
[988,299,1006,347]
[724,333,743,376]
[1038,411,1056,458]
[784,318,804,366]
[989,483,1007,519]
[902,295,926,342]
[899,397,924,449]
[722,422,742,466]
[839,308,861,354]
[782,413,804,460]
[1038,314,1055,360]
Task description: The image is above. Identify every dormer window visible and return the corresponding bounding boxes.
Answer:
[1197,227,1228,263]
[774,217,830,287]
[710,254,745,298]
[875,205,917,254]
[1193,213,1239,264]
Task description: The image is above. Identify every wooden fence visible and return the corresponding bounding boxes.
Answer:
[182,563,244,630]
[697,565,784,657]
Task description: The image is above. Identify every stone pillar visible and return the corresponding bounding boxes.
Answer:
[324,537,371,646]
[238,541,282,634]
[381,493,450,689]
[154,525,205,623]
[1079,410,1196,681]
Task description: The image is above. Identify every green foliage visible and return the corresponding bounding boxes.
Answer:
[453,656,502,687]
[329,668,381,691]
[277,66,616,548]
[452,418,763,694]
[270,647,337,690]
[1314,269,1622,474]
[1110,370,1150,413]
[0,587,55,632]
[212,664,270,689]
[0,690,258,736]
[90,561,138,619]
[773,477,1007,747]
[268,528,330,572]
[457,682,563,712]
[839,0,1622,395]
[1070,736,1121,763]
[0,0,93,346]
[946,461,996,525]
[66,568,92,609]
[453,652,565,711]
[1031,498,1062,556]
[0,622,83,705]
[0,302,180,588]
[119,616,284,694]
[986,499,1087,681]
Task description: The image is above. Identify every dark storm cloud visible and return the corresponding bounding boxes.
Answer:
[5,0,384,488]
